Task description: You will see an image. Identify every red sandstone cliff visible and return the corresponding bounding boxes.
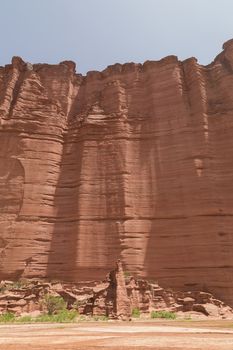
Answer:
[1,40,233,306]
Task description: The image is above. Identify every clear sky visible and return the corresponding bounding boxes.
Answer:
[0,0,232,74]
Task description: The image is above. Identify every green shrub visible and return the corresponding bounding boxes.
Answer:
[0,286,6,293]
[78,315,86,321]
[17,315,33,323]
[53,309,77,322]
[9,281,26,290]
[123,271,131,278]
[0,309,78,324]
[0,312,15,323]
[131,307,141,318]
[35,309,77,323]
[92,315,109,321]
[151,310,176,319]
[43,294,67,315]
[34,314,52,322]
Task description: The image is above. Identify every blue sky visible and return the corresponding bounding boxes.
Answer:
[0,0,232,74]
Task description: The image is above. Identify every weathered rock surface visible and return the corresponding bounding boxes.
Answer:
[1,41,233,305]
[0,272,232,320]
[114,260,131,320]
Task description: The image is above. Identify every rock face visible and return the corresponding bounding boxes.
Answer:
[1,41,233,305]
[1,274,232,320]
[114,260,131,320]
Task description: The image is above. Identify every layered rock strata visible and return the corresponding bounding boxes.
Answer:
[0,273,232,320]
[1,40,233,305]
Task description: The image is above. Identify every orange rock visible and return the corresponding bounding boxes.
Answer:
[115,260,131,320]
[0,41,233,307]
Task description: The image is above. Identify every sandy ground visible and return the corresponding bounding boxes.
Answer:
[0,320,233,350]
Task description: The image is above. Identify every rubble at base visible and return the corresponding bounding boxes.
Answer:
[0,261,232,320]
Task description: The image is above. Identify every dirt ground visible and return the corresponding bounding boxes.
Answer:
[0,320,233,350]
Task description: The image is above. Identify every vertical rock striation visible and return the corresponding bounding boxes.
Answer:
[115,260,131,320]
[1,41,233,305]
